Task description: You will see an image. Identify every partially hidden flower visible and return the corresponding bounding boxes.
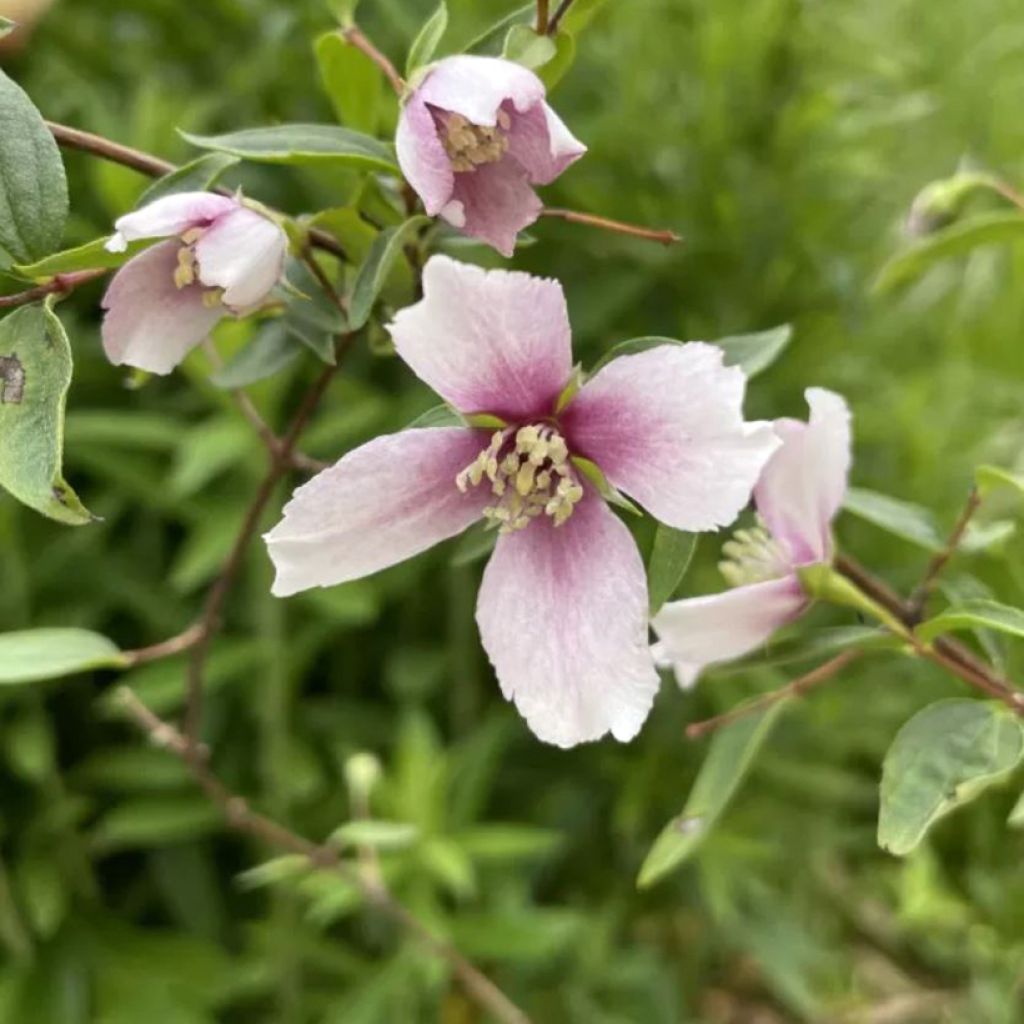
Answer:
[651,388,852,688]
[264,254,779,748]
[396,55,586,257]
[101,192,288,375]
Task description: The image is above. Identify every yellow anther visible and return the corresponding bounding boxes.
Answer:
[439,111,510,173]
[201,288,224,309]
[719,517,788,587]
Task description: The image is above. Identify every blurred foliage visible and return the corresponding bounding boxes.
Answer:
[2,0,1024,1020]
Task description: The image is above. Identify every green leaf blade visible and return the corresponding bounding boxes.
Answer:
[0,628,126,685]
[406,1,449,77]
[348,215,429,330]
[647,527,697,615]
[137,153,239,207]
[918,600,1024,644]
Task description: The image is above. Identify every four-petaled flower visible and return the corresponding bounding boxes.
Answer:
[264,255,779,747]
[101,192,288,375]
[397,55,586,257]
[651,388,852,687]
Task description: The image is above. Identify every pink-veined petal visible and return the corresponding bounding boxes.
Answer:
[446,156,542,257]
[265,428,488,597]
[100,240,223,375]
[505,101,586,186]
[476,495,660,748]
[194,206,287,310]
[755,388,852,566]
[396,92,455,217]
[563,343,780,532]
[416,55,546,127]
[106,192,238,252]
[651,575,807,688]
[388,255,572,420]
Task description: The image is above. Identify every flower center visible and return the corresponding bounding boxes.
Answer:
[456,424,584,534]
[437,110,511,173]
[173,227,223,307]
[719,518,789,587]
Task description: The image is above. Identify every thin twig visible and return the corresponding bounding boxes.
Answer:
[118,688,531,1024]
[341,26,405,95]
[547,0,577,34]
[535,0,550,34]
[121,623,206,667]
[541,207,682,246]
[46,121,348,263]
[909,487,981,619]
[991,178,1024,212]
[0,268,108,309]
[300,248,348,317]
[685,651,861,739]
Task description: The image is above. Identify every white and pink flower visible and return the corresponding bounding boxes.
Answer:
[397,55,586,257]
[651,388,852,688]
[264,255,779,747]
[101,192,287,375]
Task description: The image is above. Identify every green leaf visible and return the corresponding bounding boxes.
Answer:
[976,464,1024,501]
[406,403,464,428]
[502,24,557,70]
[537,30,576,91]
[315,32,383,134]
[1008,788,1024,829]
[0,301,93,524]
[236,854,311,890]
[460,4,533,54]
[571,455,641,515]
[406,2,449,77]
[559,0,611,34]
[843,486,1009,553]
[0,628,126,684]
[330,820,419,850]
[180,125,398,175]
[874,211,1024,295]
[211,321,301,389]
[450,521,498,566]
[589,335,678,375]
[878,699,1024,856]
[918,599,1024,644]
[91,796,222,852]
[0,69,68,264]
[715,324,793,379]
[647,527,697,614]
[137,153,239,207]
[348,215,429,330]
[0,16,15,39]
[638,703,787,888]
[326,0,360,27]
[13,236,146,281]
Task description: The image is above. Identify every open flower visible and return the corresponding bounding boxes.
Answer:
[651,388,852,688]
[101,192,287,375]
[264,255,778,747]
[396,55,586,257]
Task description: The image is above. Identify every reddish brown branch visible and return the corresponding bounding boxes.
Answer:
[535,0,550,34]
[121,623,206,667]
[548,0,578,34]
[340,26,405,95]
[909,487,981,618]
[541,207,681,246]
[0,268,108,309]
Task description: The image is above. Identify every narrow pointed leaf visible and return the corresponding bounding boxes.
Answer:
[406,1,449,76]
[137,153,239,206]
[316,31,382,133]
[348,215,429,330]
[647,527,697,614]
[918,600,1024,644]
[0,628,127,684]
[14,236,146,281]
[715,324,792,379]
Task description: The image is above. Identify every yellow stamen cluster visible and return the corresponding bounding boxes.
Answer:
[439,110,511,173]
[171,227,223,308]
[456,424,584,533]
[719,519,788,587]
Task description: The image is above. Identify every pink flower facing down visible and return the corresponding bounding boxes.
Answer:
[651,388,853,688]
[101,192,288,375]
[265,255,780,747]
[396,55,586,257]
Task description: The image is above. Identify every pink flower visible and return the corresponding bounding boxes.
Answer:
[101,192,287,375]
[651,388,852,688]
[396,55,586,257]
[264,255,779,747]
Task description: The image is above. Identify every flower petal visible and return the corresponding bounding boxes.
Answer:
[388,255,572,420]
[476,495,660,748]
[755,388,852,566]
[265,428,488,597]
[396,92,455,217]
[416,55,546,127]
[100,240,223,375]
[505,102,587,186]
[651,575,807,688]
[107,192,238,250]
[447,156,542,257]
[194,206,287,310]
[563,343,780,532]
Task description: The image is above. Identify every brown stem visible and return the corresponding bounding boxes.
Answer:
[686,651,861,740]
[547,0,577,34]
[300,249,348,317]
[183,360,340,746]
[991,178,1024,212]
[535,0,550,34]
[46,121,348,263]
[341,26,404,95]
[122,623,206,667]
[0,268,108,309]
[541,207,682,246]
[909,487,981,619]
[117,688,531,1024]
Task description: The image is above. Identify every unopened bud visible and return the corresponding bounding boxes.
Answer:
[905,172,997,239]
[344,752,382,802]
